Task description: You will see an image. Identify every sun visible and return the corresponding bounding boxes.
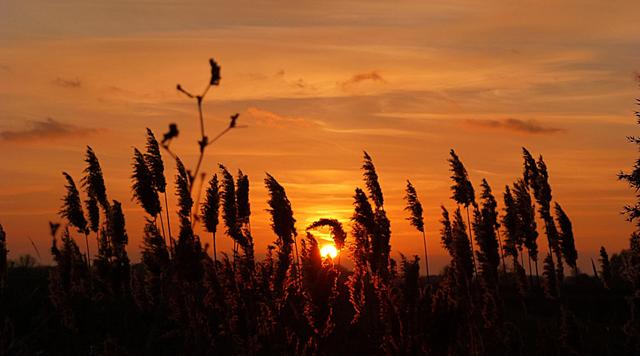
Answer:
[320,244,338,259]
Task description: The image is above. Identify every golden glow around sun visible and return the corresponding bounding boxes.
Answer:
[320,244,338,259]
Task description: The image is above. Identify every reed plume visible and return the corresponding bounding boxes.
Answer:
[85,194,100,233]
[201,173,220,262]
[81,146,108,210]
[452,208,474,284]
[362,151,384,207]
[360,152,391,279]
[404,180,429,278]
[132,148,161,217]
[60,172,91,265]
[60,172,89,235]
[219,165,246,254]
[536,157,564,281]
[473,179,501,284]
[351,188,374,270]
[175,158,193,221]
[144,128,167,193]
[306,218,347,250]
[235,170,255,264]
[523,148,562,282]
[502,185,521,268]
[265,173,297,290]
[599,246,612,288]
[236,170,251,227]
[146,128,172,243]
[513,179,538,279]
[555,202,578,273]
[439,206,453,254]
[448,149,477,276]
[173,161,205,284]
[108,200,131,294]
[448,149,475,207]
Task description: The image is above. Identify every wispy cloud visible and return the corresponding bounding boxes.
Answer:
[464,118,565,134]
[53,77,81,88]
[324,127,418,137]
[341,71,386,89]
[246,107,319,128]
[0,118,99,142]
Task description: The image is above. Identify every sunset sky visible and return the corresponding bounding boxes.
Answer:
[1,0,639,272]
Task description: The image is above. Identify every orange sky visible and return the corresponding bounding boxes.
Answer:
[1,0,639,272]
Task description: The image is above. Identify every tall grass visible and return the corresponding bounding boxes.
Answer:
[2,57,640,356]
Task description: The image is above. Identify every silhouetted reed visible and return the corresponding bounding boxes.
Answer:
[132,148,161,218]
[448,149,478,277]
[404,180,430,279]
[6,57,640,356]
[265,173,298,291]
[201,173,220,263]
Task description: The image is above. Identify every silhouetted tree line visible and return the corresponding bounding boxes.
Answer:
[0,59,639,356]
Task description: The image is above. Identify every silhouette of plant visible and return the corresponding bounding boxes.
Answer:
[512,179,539,281]
[404,180,430,278]
[131,148,161,218]
[555,203,578,274]
[81,146,109,210]
[448,149,478,277]
[265,173,298,291]
[306,218,347,252]
[439,205,454,254]
[360,152,391,280]
[201,173,220,263]
[473,179,501,285]
[9,56,640,356]
[144,128,171,245]
[60,172,91,266]
[502,185,521,269]
[523,148,563,285]
[599,246,612,288]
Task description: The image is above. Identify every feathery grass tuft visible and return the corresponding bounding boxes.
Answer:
[555,202,578,271]
[60,172,89,235]
[306,218,346,250]
[131,148,161,217]
[448,149,475,207]
[85,194,99,233]
[265,173,297,289]
[201,174,220,234]
[362,151,384,207]
[236,170,251,226]
[81,146,108,209]
[144,128,167,193]
[404,180,429,278]
[175,158,193,221]
[201,173,220,262]
[404,180,424,233]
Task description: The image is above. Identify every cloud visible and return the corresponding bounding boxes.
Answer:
[341,71,386,89]
[246,107,319,128]
[0,118,99,142]
[464,118,565,134]
[53,77,81,88]
[324,127,419,137]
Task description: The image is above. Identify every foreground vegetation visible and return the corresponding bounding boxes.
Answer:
[0,59,639,356]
